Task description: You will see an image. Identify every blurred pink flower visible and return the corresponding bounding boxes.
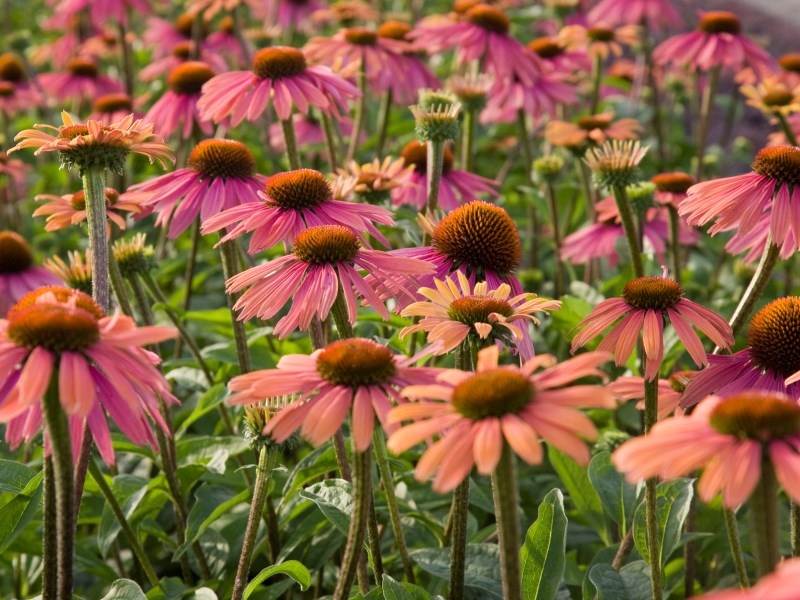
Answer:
[38,56,124,104]
[587,0,682,31]
[0,232,62,317]
[143,61,215,140]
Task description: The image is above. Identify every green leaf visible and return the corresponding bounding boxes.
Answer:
[101,579,147,600]
[97,475,149,558]
[588,562,651,600]
[410,544,502,599]
[381,574,433,600]
[243,560,311,598]
[521,488,568,600]
[588,451,640,534]
[0,459,37,494]
[633,478,694,566]
[174,484,249,560]
[175,435,250,465]
[547,447,607,541]
[175,384,227,436]
[0,469,44,552]
[299,479,353,535]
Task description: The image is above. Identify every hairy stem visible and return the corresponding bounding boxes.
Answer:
[723,507,749,588]
[491,443,521,600]
[334,449,372,600]
[611,184,644,278]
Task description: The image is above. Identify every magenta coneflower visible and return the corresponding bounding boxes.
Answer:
[198,46,360,126]
[226,225,433,336]
[142,13,203,59]
[614,391,800,508]
[411,4,542,87]
[201,168,395,252]
[122,139,266,238]
[143,61,215,140]
[587,0,682,31]
[399,270,560,361]
[375,20,440,105]
[0,81,39,118]
[679,145,800,259]
[0,151,31,200]
[571,274,734,381]
[228,338,440,451]
[654,11,773,74]
[681,297,800,407]
[0,232,61,317]
[391,141,498,211]
[0,287,177,465]
[651,171,696,209]
[53,0,151,27]
[34,187,140,236]
[37,56,124,103]
[88,93,139,124]
[139,41,228,83]
[528,37,591,77]
[204,16,251,69]
[387,345,613,493]
[264,0,325,33]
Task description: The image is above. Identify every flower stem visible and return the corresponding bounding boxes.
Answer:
[642,377,663,600]
[776,112,799,146]
[41,377,74,600]
[219,240,253,374]
[727,239,780,338]
[281,118,301,171]
[641,23,667,168]
[589,54,603,114]
[425,139,445,215]
[346,59,368,164]
[173,218,202,358]
[491,442,521,600]
[723,507,749,588]
[750,463,781,576]
[82,168,111,312]
[376,89,393,160]
[461,107,475,172]
[667,206,682,285]
[334,448,372,600]
[88,459,159,587]
[231,444,279,600]
[611,184,644,278]
[791,502,800,557]
[694,66,720,181]
[42,457,57,600]
[321,113,340,172]
[545,181,564,297]
[330,284,355,340]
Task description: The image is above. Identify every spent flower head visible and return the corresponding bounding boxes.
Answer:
[410,102,462,143]
[584,140,648,189]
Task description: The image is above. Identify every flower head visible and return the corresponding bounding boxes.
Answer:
[587,0,682,31]
[651,171,695,208]
[740,75,800,118]
[10,112,174,175]
[410,101,462,144]
[558,22,640,60]
[0,287,178,465]
[0,232,62,317]
[583,140,648,189]
[572,274,734,381]
[335,157,414,204]
[545,112,643,151]
[228,338,440,451]
[37,56,124,103]
[614,391,800,508]
[89,93,137,124]
[143,61,215,140]
[387,346,613,493]
[34,187,140,236]
[44,251,93,296]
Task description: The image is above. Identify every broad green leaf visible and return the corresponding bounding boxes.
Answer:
[175,384,227,436]
[0,470,44,552]
[101,579,147,600]
[299,479,353,535]
[97,475,149,558]
[633,478,694,566]
[521,488,568,600]
[0,459,36,494]
[146,578,219,600]
[410,544,502,599]
[243,560,311,598]
[588,562,652,600]
[548,447,607,542]
[381,574,433,600]
[588,451,640,534]
[175,435,249,465]
[174,484,249,559]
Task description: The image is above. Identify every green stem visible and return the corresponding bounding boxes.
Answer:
[329,285,355,340]
[219,240,253,374]
[108,250,134,316]
[373,428,415,583]
[695,66,720,181]
[281,118,301,171]
[321,113,340,172]
[545,181,564,297]
[346,59,368,164]
[611,184,644,278]
[727,240,780,338]
[42,457,57,600]
[461,108,475,172]
[89,460,159,587]
[667,206,682,285]
[334,449,372,600]
[491,443,521,600]
[792,502,800,557]
[173,218,202,359]
[724,507,749,588]
[42,377,74,599]
[577,159,597,221]
[425,139,445,215]
[376,89,393,160]
[641,23,667,167]
[82,168,111,312]
[776,112,799,147]
[750,463,781,576]
[447,480,469,600]
[589,54,603,114]
[231,445,279,600]
[643,376,662,600]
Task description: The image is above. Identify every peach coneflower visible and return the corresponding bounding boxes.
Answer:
[399,270,560,361]
[228,338,440,451]
[651,171,696,209]
[335,156,414,204]
[34,187,140,236]
[143,61,215,140]
[558,22,640,61]
[544,111,642,150]
[740,75,800,119]
[0,232,61,317]
[571,274,734,381]
[44,251,93,296]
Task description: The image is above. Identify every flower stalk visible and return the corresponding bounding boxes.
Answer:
[695,66,720,181]
[491,442,521,600]
[727,238,780,338]
[724,507,750,588]
[611,184,644,278]
[750,463,781,576]
[82,168,111,312]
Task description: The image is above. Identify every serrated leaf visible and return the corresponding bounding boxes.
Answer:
[633,478,694,566]
[174,484,249,560]
[101,579,147,600]
[521,488,568,600]
[410,544,502,598]
[299,479,353,535]
[588,451,640,534]
[0,469,44,552]
[548,447,607,542]
[243,560,311,598]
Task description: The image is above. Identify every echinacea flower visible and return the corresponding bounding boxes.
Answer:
[88,93,138,124]
[480,69,577,125]
[583,140,648,189]
[558,22,640,61]
[122,138,266,238]
[375,20,441,105]
[653,11,773,75]
[335,157,414,204]
[740,75,800,118]
[9,111,174,175]
[587,0,682,31]
[545,112,643,150]
[44,250,93,296]
[198,46,360,126]
[399,271,560,361]
[0,151,30,201]
[528,36,591,76]
[34,187,141,236]
[201,168,395,251]
[571,274,734,381]
[37,56,124,104]
[613,391,800,508]
[139,41,228,83]
[143,61,215,140]
[227,338,440,451]
[391,141,498,211]
[264,0,325,33]
[0,232,62,317]
[387,345,613,493]
[0,286,178,465]
[679,145,800,260]
[226,225,433,336]
[651,171,696,209]
[682,297,800,408]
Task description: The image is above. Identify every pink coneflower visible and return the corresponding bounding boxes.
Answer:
[480,70,577,125]
[571,274,734,381]
[558,22,640,61]
[143,61,215,140]
[681,297,800,408]
[651,172,696,209]
[0,151,31,201]
[204,16,250,69]
[264,0,325,33]
[142,13,204,60]
[310,1,378,26]
[399,270,560,361]
[52,0,151,27]
[0,232,62,317]
[139,41,228,83]
[34,187,140,236]
[613,391,800,508]
[185,0,265,20]
[228,338,440,451]
[679,145,800,259]
[387,345,613,493]
[226,224,433,336]
[9,112,174,175]
[528,36,591,76]
[694,557,800,600]
[335,156,414,204]
[375,20,441,105]
[411,4,542,86]
[198,46,360,126]
[0,81,39,118]
[391,141,498,211]
[545,112,643,149]
[123,139,265,238]
[587,0,682,31]
[201,168,395,252]
[37,56,124,104]
[0,286,178,465]
[653,11,773,75]
[88,93,139,124]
